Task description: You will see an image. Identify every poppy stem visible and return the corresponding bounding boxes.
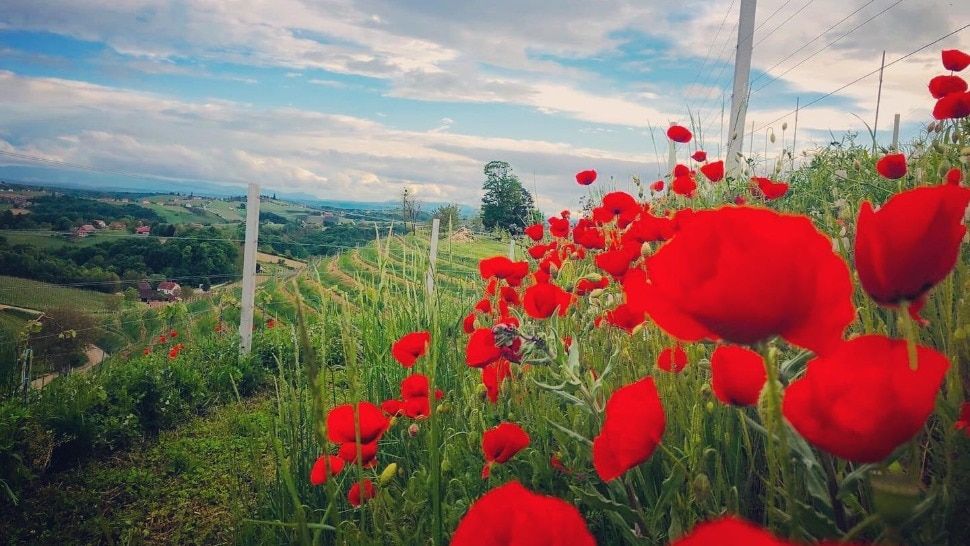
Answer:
[761,345,796,534]
[899,302,920,371]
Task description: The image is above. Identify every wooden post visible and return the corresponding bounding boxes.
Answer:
[426,219,440,295]
[792,97,800,171]
[238,183,260,356]
[891,113,901,150]
[725,0,758,180]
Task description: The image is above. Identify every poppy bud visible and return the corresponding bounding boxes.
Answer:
[870,465,923,527]
[705,401,715,414]
[379,463,398,486]
[769,132,776,144]
[782,122,788,130]
[588,288,606,299]
[582,272,603,283]
[691,473,712,503]
[408,423,419,437]
[438,402,450,414]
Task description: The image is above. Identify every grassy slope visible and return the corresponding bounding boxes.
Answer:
[0,275,119,313]
[0,396,274,545]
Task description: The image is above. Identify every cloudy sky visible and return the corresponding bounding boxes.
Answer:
[0,0,967,212]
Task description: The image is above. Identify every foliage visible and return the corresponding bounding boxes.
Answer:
[480,161,538,234]
[0,194,161,229]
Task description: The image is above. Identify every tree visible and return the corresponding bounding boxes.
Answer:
[480,161,537,234]
[400,187,422,235]
[431,203,462,229]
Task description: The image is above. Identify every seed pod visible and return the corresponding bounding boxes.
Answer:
[782,122,788,131]
[692,473,712,504]
[379,463,398,486]
[769,132,776,144]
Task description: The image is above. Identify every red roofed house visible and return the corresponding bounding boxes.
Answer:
[135,226,150,235]
[157,281,182,298]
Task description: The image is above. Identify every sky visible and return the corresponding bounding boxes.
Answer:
[0,0,968,213]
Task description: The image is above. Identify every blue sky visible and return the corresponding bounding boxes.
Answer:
[0,0,967,212]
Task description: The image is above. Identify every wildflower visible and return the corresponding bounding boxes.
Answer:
[338,441,378,468]
[605,303,646,334]
[783,335,949,462]
[522,283,570,319]
[671,516,788,545]
[451,481,595,546]
[594,244,639,279]
[550,453,570,474]
[478,256,529,287]
[572,219,606,249]
[391,331,431,368]
[326,402,389,445]
[462,313,477,334]
[549,216,570,238]
[481,422,530,478]
[347,479,375,507]
[401,373,431,419]
[169,330,178,339]
[266,318,276,329]
[699,160,725,182]
[855,184,970,321]
[142,347,151,356]
[628,206,855,353]
[592,191,640,227]
[956,402,970,437]
[928,75,968,98]
[710,345,767,407]
[656,345,688,373]
[593,376,665,481]
[309,455,345,486]
[524,223,544,241]
[752,177,789,200]
[946,167,963,185]
[168,343,184,359]
[575,169,597,185]
[942,49,970,71]
[380,399,404,416]
[667,124,692,143]
[691,150,707,162]
[933,91,970,119]
[482,359,512,404]
[575,275,609,296]
[650,179,665,191]
[671,173,697,197]
[466,328,503,368]
[875,152,907,179]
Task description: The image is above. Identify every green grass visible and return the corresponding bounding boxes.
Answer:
[0,230,117,249]
[144,203,222,225]
[203,200,245,222]
[0,396,275,545]
[0,275,119,313]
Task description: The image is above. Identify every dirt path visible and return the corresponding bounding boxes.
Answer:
[30,344,106,389]
[0,303,43,316]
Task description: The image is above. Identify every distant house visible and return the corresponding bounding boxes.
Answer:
[138,280,182,302]
[93,220,107,229]
[135,226,151,235]
[157,281,182,297]
[73,224,96,238]
[109,221,126,230]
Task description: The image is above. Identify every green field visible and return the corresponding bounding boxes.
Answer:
[0,275,119,313]
[0,230,114,249]
[144,202,223,224]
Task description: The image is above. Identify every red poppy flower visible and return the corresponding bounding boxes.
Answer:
[549,216,570,238]
[391,331,430,368]
[933,91,970,119]
[593,376,665,481]
[266,318,277,329]
[168,344,183,359]
[928,75,968,98]
[671,516,788,546]
[700,160,725,182]
[482,359,512,403]
[946,167,963,185]
[592,192,640,227]
[594,244,638,279]
[347,479,375,507]
[142,347,151,356]
[622,212,674,245]
[528,242,551,259]
[691,150,707,162]
[380,399,404,416]
[550,453,570,474]
[481,422,530,478]
[575,276,609,296]
[673,163,691,178]
[479,256,529,287]
[157,336,167,344]
[656,345,688,373]
[451,481,595,546]
[605,303,647,333]
[575,169,597,185]
[401,373,431,419]
[523,281,571,319]
[752,177,789,200]
[338,440,378,467]
[672,174,697,197]
[943,49,970,71]
[326,402,389,445]
[524,223,544,241]
[629,207,854,354]
[784,335,949,462]
[570,219,604,250]
[309,455,345,486]
[650,179,665,191]
[462,313,477,334]
[734,195,747,205]
[956,402,970,437]
[710,345,767,407]
[855,184,970,317]
[169,330,178,339]
[875,153,907,179]
[667,124,692,143]
[466,328,503,368]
